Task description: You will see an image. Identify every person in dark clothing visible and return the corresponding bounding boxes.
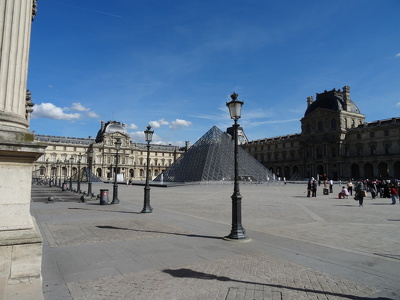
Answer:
[312,180,317,197]
[307,179,312,197]
[355,182,365,207]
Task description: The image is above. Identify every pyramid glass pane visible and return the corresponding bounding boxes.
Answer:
[71,168,102,183]
[154,126,275,183]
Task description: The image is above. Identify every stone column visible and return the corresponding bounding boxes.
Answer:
[0,1,45,299]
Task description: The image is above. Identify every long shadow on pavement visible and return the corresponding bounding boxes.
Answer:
[68,207,141,214]
[162,268,392,300]
[96,225,222,240]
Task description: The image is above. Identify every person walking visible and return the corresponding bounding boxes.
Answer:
[390,185,398,205]
[347,180,353,196]
[355,182,366,207]
[329,179,333,193]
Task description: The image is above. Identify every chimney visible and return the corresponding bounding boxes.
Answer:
[342,86,350,111]
[307,96,314,107]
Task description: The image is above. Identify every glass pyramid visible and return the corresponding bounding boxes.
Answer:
[71,167,103,183]
[154,126,275,183]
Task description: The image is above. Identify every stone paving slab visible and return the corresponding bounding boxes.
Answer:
[30,183,400,299]
[66,253,377,300]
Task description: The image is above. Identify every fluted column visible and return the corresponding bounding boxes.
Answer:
[0,1,45,299]
[0,0,35,129]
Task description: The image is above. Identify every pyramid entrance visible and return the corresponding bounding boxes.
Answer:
[154,126,275,183]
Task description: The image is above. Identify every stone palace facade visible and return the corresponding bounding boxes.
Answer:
[242,86,400,181]
[34,121,186,183]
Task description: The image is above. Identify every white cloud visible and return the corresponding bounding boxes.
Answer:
[71,102,90,111]
[169,119,192,129]
[245,118,299,127]
[87,111,100,118]
[127,123,138,130]
[32,103,81,120]
[129,131,144,141]
[396,102,400,107]
[129,131,164,143]
[149,118,169,128]
[396,53,400,57]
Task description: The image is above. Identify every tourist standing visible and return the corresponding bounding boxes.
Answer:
[307,179,313,197]
[369,181,377,199]
[390,185,398,205]
[312,180,317,197]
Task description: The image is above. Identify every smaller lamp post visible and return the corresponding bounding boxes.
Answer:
[111,138,122,204]
[69,156,74,191]
[76,153,82,193]
[87,145,94,197]
[142,125,154,213]
[63,159,67,185]
[225,92,246,240]
[45,159,49,183]
[57,160,62,187]
[49,163,54,187]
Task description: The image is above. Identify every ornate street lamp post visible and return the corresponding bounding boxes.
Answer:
[111,138,122,204]
[142,126,154,213]
[76,153,82,193]
[69,156,74,191]
[225,92,247,240]
[87,145,94,197]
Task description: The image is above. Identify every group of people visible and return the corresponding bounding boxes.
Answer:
[307,178,400,207]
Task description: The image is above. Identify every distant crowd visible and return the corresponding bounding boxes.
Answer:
[307,177,399,207]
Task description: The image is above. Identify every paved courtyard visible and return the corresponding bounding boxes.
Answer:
[30,182,400,299]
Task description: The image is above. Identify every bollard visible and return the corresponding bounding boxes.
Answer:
[47,196,55,203]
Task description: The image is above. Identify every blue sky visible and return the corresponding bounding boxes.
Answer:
[28,0,400,146]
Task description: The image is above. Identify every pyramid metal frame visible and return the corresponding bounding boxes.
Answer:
[154,126,275,183]
[71,167,103,183]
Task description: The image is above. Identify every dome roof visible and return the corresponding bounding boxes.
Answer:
[105,123,128,135]
[95,121,127,143]
[304,88,361,117]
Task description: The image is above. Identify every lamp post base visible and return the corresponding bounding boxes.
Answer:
[223,236,251,242]
[87,182,93,197]
[224,228,247,240]
[141,187,152,213]
[141,206,153,213]
[110,198,120,204]
[111,184,119,204]
[226,192,247,240]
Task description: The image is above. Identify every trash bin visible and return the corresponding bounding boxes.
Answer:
[323,188,329,195]
[62,182,67,191]
[100,189,109,205]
